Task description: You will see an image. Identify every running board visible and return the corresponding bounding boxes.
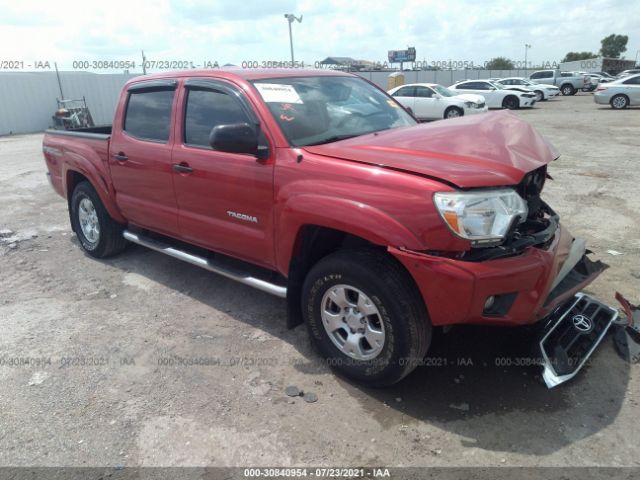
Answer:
[122,230,287,298]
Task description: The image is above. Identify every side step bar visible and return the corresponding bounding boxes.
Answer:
[122,230,287,298]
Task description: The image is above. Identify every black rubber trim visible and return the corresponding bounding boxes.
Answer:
[127,79,178,92]
[44,129,110,140]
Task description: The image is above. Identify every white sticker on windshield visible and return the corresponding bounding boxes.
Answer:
[254,83,303,104]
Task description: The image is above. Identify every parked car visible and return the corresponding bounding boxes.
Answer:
[592,71,615,79]
[388,83,488,120]
[42,69,615,388]
[496,77,560,101]
[616,69,640,78]
[594,73,640,109]
[585,74,613,92]
[528,70,588,95]
[449,80,536,109]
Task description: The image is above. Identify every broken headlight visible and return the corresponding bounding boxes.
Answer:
[434,189,528,247]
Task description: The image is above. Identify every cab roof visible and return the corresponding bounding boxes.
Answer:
[124,68,354,87]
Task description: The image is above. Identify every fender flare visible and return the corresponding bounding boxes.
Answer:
[62,150,126,224]
[275,193,425,274]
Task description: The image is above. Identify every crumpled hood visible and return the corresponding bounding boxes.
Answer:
[303,110,558,188]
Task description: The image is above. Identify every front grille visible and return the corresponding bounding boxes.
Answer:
[540,294,618,386]
[477,102,485,109]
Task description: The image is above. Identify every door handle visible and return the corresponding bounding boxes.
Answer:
[173,163,193,174]
[112,153,128,161]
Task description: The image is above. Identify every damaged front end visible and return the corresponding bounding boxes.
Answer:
[461,168,620,388]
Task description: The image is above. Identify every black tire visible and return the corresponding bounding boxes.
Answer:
[610,94,629,109]
[302,249,431,387]
[70,181,127,258]
[560,84,575,96]
[444,106,463,119]
[502,95,519,109]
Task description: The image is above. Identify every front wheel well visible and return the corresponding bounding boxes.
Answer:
[285,226,382,328]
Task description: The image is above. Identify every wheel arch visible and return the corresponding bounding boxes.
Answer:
[278,195,425,328]
[502,94,520,108]
[65,168,126,225]
[444,105,464,118]
[610,93,630,108]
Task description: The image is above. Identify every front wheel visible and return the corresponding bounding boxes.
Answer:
[444,106,463,119]
[534,90,544,102]
[70,181,127,258]
[561,84,575,96]
[502,95,519,109]
[302,249,431,387]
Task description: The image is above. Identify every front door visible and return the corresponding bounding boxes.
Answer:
[171,79,275,267]
[413,86,437,119]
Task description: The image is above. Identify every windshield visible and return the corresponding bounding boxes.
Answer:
[432,84,454,97]
[251,76,416,147]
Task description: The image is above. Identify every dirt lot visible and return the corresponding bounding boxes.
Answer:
[0,93,639,472]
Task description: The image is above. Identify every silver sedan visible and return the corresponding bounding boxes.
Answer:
[594,74,640,109]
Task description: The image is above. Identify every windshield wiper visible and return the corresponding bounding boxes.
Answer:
[304,134,361,146]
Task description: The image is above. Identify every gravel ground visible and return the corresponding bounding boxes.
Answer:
[0,93,638,473]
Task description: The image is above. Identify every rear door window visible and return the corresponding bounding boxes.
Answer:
[393,86,417,97]
[124,88,175,142]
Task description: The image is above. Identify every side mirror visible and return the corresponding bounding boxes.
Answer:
[433,94,442,99]
[209,123,268,159]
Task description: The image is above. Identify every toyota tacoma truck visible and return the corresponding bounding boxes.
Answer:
[43,69,618,388]
[528,70,589,96]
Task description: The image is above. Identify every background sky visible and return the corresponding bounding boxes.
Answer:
[1,0,639,72]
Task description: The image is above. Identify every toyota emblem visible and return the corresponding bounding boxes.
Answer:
[572,314,593,333]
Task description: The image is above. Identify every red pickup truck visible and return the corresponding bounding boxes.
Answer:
[43,69,618,388]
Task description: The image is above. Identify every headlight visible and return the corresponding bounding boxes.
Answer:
[464,101,475,108]
[434,189,528,246]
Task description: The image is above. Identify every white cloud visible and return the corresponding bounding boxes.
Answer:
[0,0,638,72]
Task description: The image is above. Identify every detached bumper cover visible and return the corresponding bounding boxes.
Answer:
[540,293,618,388]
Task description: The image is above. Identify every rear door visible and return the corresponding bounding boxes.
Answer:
[390,86,417,113]
[171,78,275,267]
[109,80,180,236]
[622,75,640,103]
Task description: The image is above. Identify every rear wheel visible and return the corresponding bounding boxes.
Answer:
[444,106,463,119]
[502,95,519,109]
[610,94,629,109]
[70,181,127,258]
[561,84,575,96]
[302,249,431,386]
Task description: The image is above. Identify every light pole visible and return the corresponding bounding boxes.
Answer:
[524,43,532,69]
[284,13,303,64]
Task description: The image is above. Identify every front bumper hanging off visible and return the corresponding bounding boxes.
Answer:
[539,293,619,388]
